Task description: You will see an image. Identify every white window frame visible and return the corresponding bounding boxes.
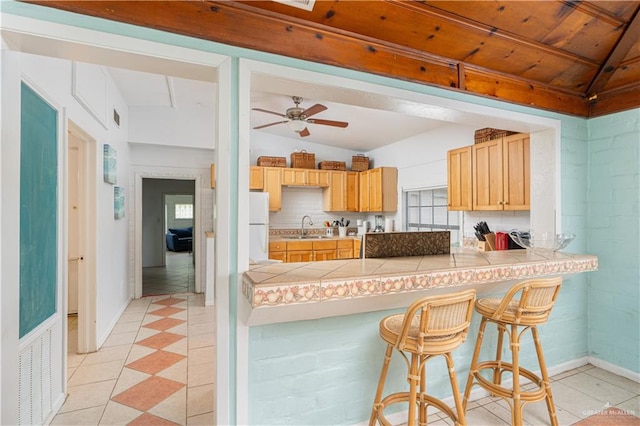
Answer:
[404,186,461,245]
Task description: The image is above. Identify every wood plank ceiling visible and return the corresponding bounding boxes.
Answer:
[25,0,640,117]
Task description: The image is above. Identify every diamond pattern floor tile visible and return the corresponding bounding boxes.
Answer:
[149,306,185,317]
[112,376,185,412]
[154,298,185,307]
[143,318,185,331]
[126,350,186,375]
[128,412,181,426]
[136,332,185,350]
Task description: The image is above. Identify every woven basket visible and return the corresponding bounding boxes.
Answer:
[318,161,346,171]
[474,128,517,144]
[290,150,315,169]
[351,155,369,171]
[257,156,286,167]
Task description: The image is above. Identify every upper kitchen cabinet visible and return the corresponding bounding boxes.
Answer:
[281,168,330,187]
[359,167,398,212]
[262,167,282,211]
[447,146,472,211]
[323,171,359,212]
[472,133,530,211]
[249,166,264,190]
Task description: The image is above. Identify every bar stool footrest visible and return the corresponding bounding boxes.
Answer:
[376,391,461,425]
[473,361,547,402]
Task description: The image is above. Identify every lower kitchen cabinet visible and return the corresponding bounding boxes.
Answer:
[268,238,360,263]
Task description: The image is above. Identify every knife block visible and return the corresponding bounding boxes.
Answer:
[478,233,496,251]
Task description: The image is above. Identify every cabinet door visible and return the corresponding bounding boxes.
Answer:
[269,251,287,262]
[502,133,530,210]
[249,166,264,190]
[346,171,359,212]
[307,170,330,187]
[369,168,383,211]
[263,167,282,211]
[359,170,370,212]
[314,249,337,261]
[447,147,472,210]
[472,140,503,210]
[282,168,306,185]
[322,171,347,211]
[337,239,354,259]
[287,251,313,263]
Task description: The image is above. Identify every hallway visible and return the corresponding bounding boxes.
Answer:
[142,251,195,297]
[53,293,215,425]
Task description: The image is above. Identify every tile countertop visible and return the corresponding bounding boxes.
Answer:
[241,248,598,326]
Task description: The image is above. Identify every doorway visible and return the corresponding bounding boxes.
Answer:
[141,178,196,296]
[66,122,97,355]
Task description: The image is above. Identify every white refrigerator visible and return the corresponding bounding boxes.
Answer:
[249,192,270,262]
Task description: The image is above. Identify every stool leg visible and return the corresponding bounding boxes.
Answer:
[463,316,488,410]
[408,354,419,426]
[419,355,427,426]
[532,326,559,426]
[444,352,466,426]
[510,323,523,426]
[369,344,393,426]
[493,323,506,386]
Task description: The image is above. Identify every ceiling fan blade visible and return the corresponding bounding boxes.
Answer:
[252,108,286,118]
[253,120,288,130]
[298,127,311,137]
[301,103,327,118]
[307,118,349,128]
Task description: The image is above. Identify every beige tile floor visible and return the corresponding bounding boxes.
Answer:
[143,251,195,296]
[54,293,215,425]
[398,364,640,425]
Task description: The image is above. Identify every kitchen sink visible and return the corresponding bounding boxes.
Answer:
[284,235,329,239]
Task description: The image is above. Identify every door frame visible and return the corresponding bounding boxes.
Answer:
[67,120,98,354]
[134,172,202,299]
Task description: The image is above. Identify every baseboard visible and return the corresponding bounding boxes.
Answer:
[588,356,640,383]
[97,297,131,349]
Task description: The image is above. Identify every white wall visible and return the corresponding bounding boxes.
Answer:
[1,50,131,422]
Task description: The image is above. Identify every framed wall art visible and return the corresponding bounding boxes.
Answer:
[103,144,117,184]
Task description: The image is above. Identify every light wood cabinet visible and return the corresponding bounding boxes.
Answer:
[249,166,264,190]
[359,167,398,212]
[346,171,359,212]
[268,241,287,262]
[263,167,283,212]
[286,240,314,262]
[307,169,330,187]
[314,238,338,261]
[282,168,307,186]
[337,239,354,259]
[472,134,529,210]
[447,146,472,210]
[323,171,347,211]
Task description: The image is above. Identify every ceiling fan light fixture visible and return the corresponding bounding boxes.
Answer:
[288,119,307,132]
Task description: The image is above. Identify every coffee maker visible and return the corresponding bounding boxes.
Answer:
[373,215,384,232]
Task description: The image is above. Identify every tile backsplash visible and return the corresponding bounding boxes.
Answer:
[269,187,364,230]
[463,210,531,236]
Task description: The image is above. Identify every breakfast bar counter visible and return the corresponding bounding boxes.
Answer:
[242,248,597,325]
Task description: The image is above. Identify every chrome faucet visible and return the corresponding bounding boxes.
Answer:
[301,215,313,237]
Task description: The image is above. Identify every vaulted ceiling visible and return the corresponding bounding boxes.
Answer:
[26,0,640,118]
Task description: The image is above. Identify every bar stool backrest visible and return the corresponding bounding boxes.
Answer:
[395,289,476,355]
[491,277,562,325]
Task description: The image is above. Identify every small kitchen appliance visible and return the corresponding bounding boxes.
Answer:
[373,215,384,233]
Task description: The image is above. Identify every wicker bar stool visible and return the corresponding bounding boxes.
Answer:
[462,277,563,426]
[369,289,476,426]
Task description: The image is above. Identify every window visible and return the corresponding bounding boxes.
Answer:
[404,187,460,245]
[175,203,193,219]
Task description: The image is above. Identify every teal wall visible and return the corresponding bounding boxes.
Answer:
[587,110,640,372]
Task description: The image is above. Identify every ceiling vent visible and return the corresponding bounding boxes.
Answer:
[272,0,316,12]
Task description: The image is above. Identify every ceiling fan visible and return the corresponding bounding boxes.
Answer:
[252,96,349,137]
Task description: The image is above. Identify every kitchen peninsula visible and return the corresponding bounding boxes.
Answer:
[242,248,597,325]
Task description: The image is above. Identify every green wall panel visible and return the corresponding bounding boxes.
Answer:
[19,82,58,338]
